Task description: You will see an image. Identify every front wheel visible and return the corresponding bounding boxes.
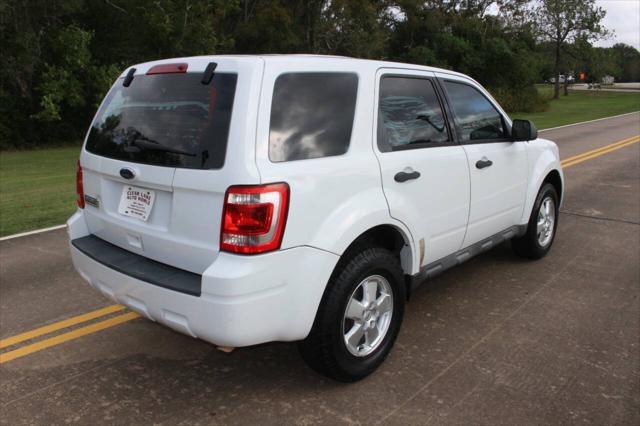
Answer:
[299,247,406,382]
[512,183,559,259]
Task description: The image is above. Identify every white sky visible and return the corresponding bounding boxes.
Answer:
[594,0,640,49]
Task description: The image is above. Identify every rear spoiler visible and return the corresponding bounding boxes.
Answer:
[122,61,217,87]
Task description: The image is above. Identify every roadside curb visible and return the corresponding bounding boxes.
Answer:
[539,111,640,132]
[0,224,66,241]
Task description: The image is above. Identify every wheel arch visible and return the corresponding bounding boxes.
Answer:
[543,169,563,205]
[340,224,414,275]
[326,223,416,303]
[520,145,564,224]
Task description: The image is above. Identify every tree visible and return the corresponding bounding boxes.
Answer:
[317,0,391,58]
[535,0,607,98]
[611,43,640,82]
[566,38,620,84]
[231,0,301,53]
[0,0,629,149]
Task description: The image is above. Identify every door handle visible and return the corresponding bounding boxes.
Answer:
[475,158,493,169]
[394,170,421,182]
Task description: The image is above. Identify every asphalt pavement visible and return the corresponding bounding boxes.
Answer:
[1,113,639,425]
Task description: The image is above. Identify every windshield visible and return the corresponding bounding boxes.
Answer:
[85,72,237,169]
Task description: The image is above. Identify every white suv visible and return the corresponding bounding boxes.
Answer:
[68,55,563,381]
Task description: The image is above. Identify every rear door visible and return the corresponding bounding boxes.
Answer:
[374,69,471,267]
[80,57,263,273]
[437,74,528,247]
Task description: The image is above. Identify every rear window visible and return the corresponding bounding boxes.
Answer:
[269,72,358,162]
[85,72,237,169]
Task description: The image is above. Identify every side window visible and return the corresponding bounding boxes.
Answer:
[444,81,507,142]
[378,77,449,151]
[269,72,358,162]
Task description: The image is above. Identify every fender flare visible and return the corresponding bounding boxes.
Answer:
[307,187,418,275]
[521,150,564,224]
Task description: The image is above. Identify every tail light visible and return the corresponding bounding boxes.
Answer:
[220,183,289,254]
[76,160,85,209]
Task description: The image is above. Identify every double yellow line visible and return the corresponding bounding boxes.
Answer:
[561,135,640,168]
[0,305,139,363]
[1,134,639,365]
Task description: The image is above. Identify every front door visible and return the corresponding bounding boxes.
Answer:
[438,74,528,247]
[374,70,471,268]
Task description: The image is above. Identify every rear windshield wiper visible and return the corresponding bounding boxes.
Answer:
[129,133,197,157]
[201,62,217,85]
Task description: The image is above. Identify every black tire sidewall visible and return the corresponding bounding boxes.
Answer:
[527,183,559,257]
[331,258,404,377]
[303,247,405,381]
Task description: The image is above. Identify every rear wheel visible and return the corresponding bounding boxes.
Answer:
[299,247,405,382]
[512,183,559,259]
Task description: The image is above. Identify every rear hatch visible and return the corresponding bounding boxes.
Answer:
[79,57,263,273]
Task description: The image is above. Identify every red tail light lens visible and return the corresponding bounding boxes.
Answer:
[76,160,85,209]
[220,183,289,254]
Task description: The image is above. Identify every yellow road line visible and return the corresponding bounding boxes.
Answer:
[0,304,125,349]
[561,135,640,168]
[561,135,638,166]
[563,134,640,162]
[0,312,140,364]
[562,138,639,168]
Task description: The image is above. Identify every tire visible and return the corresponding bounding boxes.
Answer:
[299,247,406,382]
[512,183,559,259]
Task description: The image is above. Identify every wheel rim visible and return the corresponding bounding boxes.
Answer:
[536,196,556,247]
[342,275,394,357]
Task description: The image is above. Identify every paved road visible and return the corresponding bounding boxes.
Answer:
[571,83,640,93]
[1,113,639,425]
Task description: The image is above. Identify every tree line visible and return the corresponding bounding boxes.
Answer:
[1,0,638,150]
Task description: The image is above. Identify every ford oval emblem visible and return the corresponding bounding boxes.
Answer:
[120,168,135,180]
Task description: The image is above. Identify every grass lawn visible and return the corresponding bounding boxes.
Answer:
[0,146,80,237]
[1,88,639,237]
[512,87,640,130]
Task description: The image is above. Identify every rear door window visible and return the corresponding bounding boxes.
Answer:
[378,76,450,151]
[86,73,237,169]
[269,72,358,162]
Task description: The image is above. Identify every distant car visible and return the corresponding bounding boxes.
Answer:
[548,74,575,84]
[68,55,564,381]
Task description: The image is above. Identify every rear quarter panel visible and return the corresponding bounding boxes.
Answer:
[254,59,417,271]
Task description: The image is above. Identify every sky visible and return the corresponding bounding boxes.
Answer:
[594,0,640,49]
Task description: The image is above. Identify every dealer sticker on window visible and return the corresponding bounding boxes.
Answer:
[118,186,156,222]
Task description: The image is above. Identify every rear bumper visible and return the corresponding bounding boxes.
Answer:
[67,212,339,347]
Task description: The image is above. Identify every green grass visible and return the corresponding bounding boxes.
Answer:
[1,89,639,237]
[512,88,640,130]
[0,147,80,237]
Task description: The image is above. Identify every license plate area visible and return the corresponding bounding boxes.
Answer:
[118,185,156,221]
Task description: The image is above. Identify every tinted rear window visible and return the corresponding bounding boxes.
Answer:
[378,77,449,150]
[269,73,358,162]
[85,72,237,169]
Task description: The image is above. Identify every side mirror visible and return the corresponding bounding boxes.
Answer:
[511,119,538,141]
